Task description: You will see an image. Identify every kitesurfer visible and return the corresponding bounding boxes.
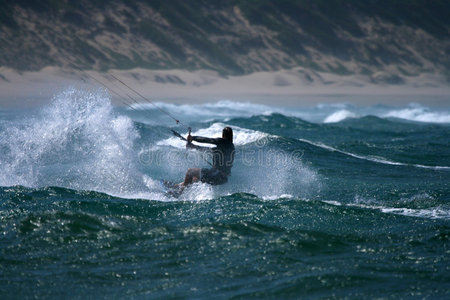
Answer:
[181,127,235,187]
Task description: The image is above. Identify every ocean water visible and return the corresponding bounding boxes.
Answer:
[1,88,449,299]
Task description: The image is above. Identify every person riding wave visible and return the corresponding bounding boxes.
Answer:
[180,126,235,188]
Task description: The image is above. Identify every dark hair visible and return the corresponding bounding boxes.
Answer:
[222,127,233,142]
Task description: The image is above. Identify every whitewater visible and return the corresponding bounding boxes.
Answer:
[1,88,449,298]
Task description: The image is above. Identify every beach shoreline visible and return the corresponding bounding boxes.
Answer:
[1,66,449,108]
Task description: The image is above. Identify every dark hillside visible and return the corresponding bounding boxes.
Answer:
[1,0,449,81]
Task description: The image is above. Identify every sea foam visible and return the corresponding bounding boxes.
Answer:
[323,109,357,123]
[383,104,450,123]
[0,87,149,197]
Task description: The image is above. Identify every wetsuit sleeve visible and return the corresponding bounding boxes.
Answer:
[191,136,221,145]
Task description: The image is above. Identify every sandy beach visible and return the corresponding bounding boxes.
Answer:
[1,66,449,108]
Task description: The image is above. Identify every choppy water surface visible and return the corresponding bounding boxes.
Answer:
[1,88,449,298]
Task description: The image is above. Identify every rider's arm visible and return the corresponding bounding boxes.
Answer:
[191,136,220,145]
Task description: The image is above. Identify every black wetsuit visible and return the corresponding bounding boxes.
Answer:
[190,136,235,185]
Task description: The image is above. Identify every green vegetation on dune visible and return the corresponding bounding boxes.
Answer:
[137,20,186,62]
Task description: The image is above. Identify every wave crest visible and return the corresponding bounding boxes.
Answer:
[0,87,145,195]
[323,110,357,123]
[383,104,450,123]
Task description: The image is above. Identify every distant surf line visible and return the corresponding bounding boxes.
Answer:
[322,200,450,220]
[298,138,450,171]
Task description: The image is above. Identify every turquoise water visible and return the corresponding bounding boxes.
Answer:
[1,88,449,298]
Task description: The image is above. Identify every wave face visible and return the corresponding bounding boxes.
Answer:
[1,90,450,298]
